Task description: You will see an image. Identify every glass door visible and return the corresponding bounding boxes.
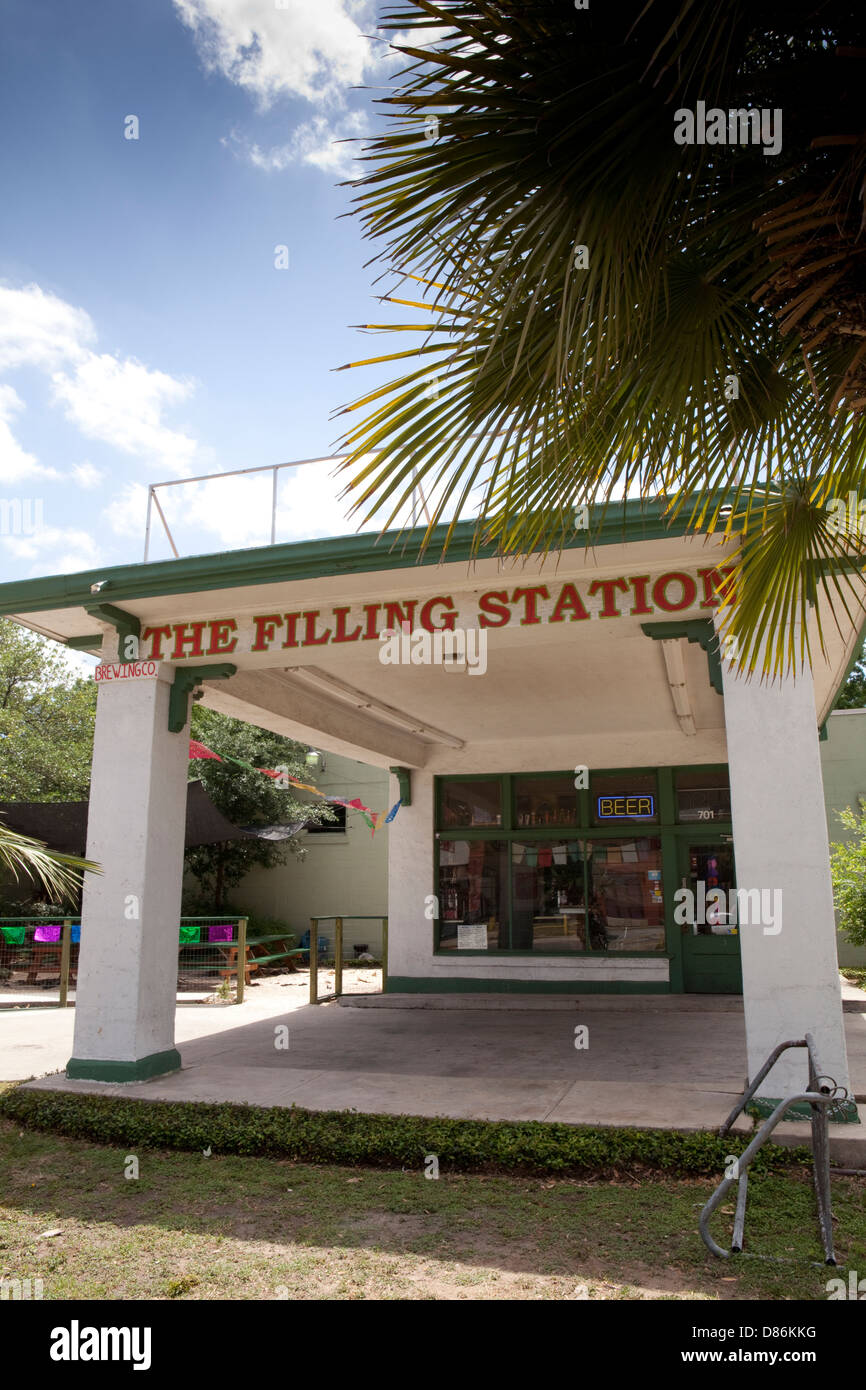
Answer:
[678,838,742,994]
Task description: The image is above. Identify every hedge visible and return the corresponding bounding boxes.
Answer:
[0,1085,812,1177]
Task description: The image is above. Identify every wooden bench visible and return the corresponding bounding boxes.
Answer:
[217,945,259,986]
[247,935,306,973]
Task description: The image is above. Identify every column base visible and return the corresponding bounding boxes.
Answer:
[748,1095,860,1125]
[66,1048,182,1083]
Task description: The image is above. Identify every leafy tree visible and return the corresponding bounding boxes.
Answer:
[830,806,866,947]
[0,619,96,801]
[185,705,334,908]
[836,645,866,709]
[339,1,866,678]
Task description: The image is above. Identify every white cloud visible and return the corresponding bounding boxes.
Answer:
[2,523,100,575]
[173,0,380,107]
[0,283,202,482]
[224,110,369,177]
[52,355,197,474]
[70,461,106,490]
[0,385,60,484]
[0,283,94,374]
[101,482,150,541]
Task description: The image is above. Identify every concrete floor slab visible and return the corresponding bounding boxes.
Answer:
[5,985,866,1161]
[546,1080,749,1132]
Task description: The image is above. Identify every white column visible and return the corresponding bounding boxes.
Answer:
[722,644,852,1105]
[68,651,189,1081]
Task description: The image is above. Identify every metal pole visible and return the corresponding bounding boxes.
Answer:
[731,1172,748,1253]
[151,488,180,559]
[59,919,72,1009]
[334,917,343,999]
[719,1039,806,1136]
[271,466,278,545]
[309,919,318,1005]
[143,487,154,562]
[381,916,388,994]
[811,1099,836,1263]
[700,1090,834,1259]
[236,917,247,1005]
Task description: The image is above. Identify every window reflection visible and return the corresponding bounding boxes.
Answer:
[585,838,665,951]
[511,840,587,952]
[438,839,507,949]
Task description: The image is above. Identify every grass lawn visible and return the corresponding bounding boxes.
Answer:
[1,1117,864,1300]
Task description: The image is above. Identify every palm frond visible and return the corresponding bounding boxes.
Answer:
[0,816,101,902]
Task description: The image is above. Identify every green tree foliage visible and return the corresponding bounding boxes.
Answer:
[0,618,96,801]
[185,706,334,908]
[830,806,866,947]
[836,646,866,709]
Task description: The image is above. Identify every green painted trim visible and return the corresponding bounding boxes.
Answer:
[819,722,828,742]
[168,663,237,733]
[85,603,141,645]
[0,496,734,618]
[66,634,104,651]
[641,619,723,695]
[389,766,412,807]
[386,976,670,995]
[66,1048,182,1082]
[747,1096,860,1126]
[661,828,684,993]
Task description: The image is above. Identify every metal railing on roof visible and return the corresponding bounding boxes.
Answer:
[143,456,432,562]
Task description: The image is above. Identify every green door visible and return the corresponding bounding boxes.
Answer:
[678,838,742,994]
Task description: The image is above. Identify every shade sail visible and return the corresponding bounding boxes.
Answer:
[0,781,262,853]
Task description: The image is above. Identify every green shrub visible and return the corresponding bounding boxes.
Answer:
[0,1086,811,1178]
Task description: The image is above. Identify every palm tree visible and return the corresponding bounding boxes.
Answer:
[336,1,866,675]
[0,816,100,904]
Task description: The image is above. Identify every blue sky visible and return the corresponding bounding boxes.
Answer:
[0,0,412,578]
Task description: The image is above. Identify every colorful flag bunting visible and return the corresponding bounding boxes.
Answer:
[187,740,400,835]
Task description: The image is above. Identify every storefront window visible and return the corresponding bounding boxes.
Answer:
[592,771,658,825]
[675,768,732,823]
[435,768,729,956]
[511,840,587,951]
[513,775,578,828]
[438,839,507,949]
[440,779,502,828]
[585,837,665,951]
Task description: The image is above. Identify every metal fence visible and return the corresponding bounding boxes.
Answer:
[0,915,300,1008]
[0,916,80,1007]
[308,915,388,1004]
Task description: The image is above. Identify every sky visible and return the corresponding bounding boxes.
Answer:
[0,0,418,581]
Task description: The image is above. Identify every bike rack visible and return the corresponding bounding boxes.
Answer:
[699,1033,849,1264]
